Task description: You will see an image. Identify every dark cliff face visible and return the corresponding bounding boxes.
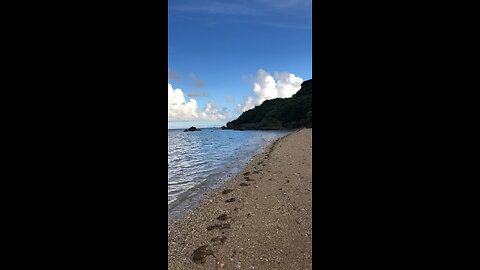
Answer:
[225,79,312,130]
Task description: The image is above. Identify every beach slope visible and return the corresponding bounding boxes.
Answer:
[168,128,312,269]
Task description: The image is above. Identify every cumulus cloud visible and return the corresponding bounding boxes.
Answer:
[252,69,279,104]
[236,96,258,114]
[237,69,303,112]
[168,83,232,122]
[189,73,205,88]
[274,71,304,97]
[169,69,303,123]
[198,102,232,121]
[168,83,198,121]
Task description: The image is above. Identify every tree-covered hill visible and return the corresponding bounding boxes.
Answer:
[225,79,312,130]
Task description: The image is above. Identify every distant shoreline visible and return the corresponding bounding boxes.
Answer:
[168,127,221,131]
[168,128,312,269]
[168,127,302,131]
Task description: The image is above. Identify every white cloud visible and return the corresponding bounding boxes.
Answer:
[168,83,198,121]
[168,69,304,123]
[253,69,279,104]
[238,69,303,112]
[199,102,232,121]
[236,96,258,113]
[274,71,304,97]
[168,83,233,122]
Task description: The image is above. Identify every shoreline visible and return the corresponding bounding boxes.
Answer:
[168,130,291,227]
[167,130,292,230]
[168,128,312,269]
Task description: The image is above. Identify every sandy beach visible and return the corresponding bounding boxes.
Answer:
[168,128,312,269]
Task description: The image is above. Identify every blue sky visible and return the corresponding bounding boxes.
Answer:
[168,0,312,129]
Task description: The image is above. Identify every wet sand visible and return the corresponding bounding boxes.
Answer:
[168,128,312,269]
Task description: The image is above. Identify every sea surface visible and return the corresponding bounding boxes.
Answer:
[168,128,291,225]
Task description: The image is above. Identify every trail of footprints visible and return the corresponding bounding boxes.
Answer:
[191,154,273,265]
[191,167,263,265]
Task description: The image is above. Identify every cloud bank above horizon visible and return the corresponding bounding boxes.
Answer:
[168,69,304,125]
[168,83,231,122]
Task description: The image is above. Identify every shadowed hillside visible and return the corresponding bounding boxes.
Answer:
[225,79,312,130]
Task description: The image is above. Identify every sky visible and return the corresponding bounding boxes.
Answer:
[168,0,312,129]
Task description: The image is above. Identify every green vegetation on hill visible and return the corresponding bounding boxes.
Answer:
[225,79,312,130]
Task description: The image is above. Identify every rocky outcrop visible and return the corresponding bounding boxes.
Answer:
[184,126,201,132]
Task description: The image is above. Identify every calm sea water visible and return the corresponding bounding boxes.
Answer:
[168,128,291,224]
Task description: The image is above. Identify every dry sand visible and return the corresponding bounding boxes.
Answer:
[168,128,312,269]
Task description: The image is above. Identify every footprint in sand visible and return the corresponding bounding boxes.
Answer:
[243,171,251,176]
[222,189,234,194]
[217,214,229,221]
[245,177,254,182]
[225,198,235,203]
[240,183,250,186]
[192,245,214,264]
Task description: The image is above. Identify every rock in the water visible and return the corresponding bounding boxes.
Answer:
[184,126,200,132]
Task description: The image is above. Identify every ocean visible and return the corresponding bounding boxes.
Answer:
[168,127,291,225]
